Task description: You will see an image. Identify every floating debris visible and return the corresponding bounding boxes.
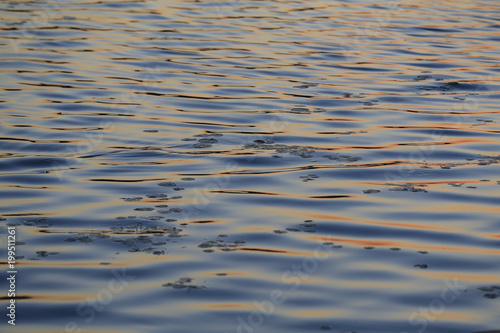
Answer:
[198,238,245,252]
[64,234,93,243]
[387,184,428,193]
[300,174,319,182]
[283,220,318,233]
[477,285,500,299]
[290,107,311,113]
[158,208,183,214]
[254,139,274,144]
[146,194,168,199]
[134,207,154,211]
[417,81,460,91]
[414,74,432,81]
[145,216,163,221]
[243,142,317,159]
[199,138,218,144]
[162,277,206,291]
[193,142,212,148]
[21,217,52,228]
[198,240,218,248]
[36,251,59,257]
[293,82,318,89]
[158,182,177,187]
[121,197,143,202]
[323,154,362,163]
[363,189,380,194]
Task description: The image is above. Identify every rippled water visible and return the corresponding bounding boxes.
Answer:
[1,0,500,332]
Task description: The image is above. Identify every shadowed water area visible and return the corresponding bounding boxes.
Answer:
[0,0,500,332]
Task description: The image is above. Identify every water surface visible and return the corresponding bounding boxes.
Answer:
[1,0,500,332]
